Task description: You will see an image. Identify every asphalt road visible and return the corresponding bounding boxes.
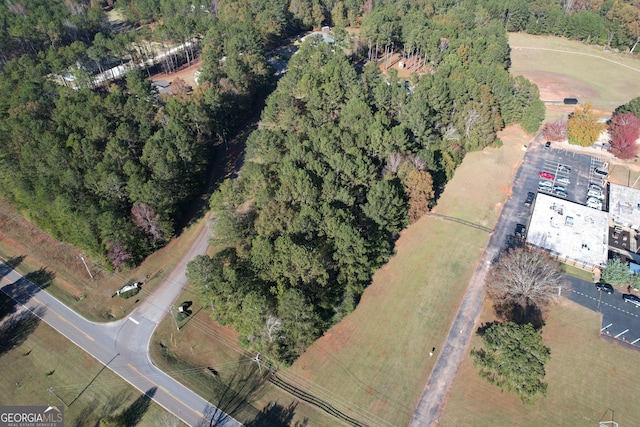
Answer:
[0,222,242,427]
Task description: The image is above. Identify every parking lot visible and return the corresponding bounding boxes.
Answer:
[534,145,608,209]
[506,143,640,349]
[565,276,640,348]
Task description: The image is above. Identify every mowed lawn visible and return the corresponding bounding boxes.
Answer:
[439,300,640,427]
[509,33,640,109]
[284,126,528,426]
[0,296,179,426]
[508,32,640,119]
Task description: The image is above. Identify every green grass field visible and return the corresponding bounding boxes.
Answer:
[439,300,640,426]
[0,293,180,426]
[509,32,640,110]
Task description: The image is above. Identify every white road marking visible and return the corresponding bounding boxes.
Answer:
[614,329,629,338]
[631,338,640,345]
[128,317,139,325]
[601,323,612,331]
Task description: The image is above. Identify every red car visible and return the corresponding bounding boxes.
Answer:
[539,171,555,180]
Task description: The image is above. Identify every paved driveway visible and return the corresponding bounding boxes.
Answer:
[564,276,640,346]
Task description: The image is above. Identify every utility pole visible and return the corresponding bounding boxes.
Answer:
[48,387,68,408]
[170,305,179,331]
[79,254,93,279]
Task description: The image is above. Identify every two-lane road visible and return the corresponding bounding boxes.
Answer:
[1,219,242,427]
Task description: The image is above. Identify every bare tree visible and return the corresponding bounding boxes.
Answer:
[486,248,565,326]
[131,203,166,242]
[107,240,132,271]
[383,152,403,175]
[543,116,568,142]
[407,154,426,171]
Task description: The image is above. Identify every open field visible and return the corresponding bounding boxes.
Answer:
[0,202,208,322]
[0,294,180,426]
[439,299,640,426]
[509,32,640,121]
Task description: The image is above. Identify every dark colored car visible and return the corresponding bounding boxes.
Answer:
[594,167,609,177]
[595,282,614,294]
[524,192,535,207]
[545,141,551,148]
[623,293,640,307]
[514,224,526,239]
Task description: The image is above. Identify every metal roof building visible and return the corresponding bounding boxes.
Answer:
[526,193,609,269]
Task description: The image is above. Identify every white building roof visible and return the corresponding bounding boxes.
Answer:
[526,193,609,268]
[609,183,640,230]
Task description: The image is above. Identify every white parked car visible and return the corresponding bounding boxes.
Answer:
[587,198,602,209]
[557,177,570,185]
[587,189,603,199]
[539,180,553,188]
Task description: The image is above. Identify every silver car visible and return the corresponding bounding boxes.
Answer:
[554,189,568,198]
[556,177,570,185]
[539,180,553,188]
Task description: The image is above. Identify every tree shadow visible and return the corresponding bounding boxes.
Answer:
[73,392,132,427]
[198,362,268,427]
[0,255,25,279]
[24,268,56,288]
[245,401,306,427]
[0,306,44,356]
[120,387,156,426]
[0,292,17,321]
[2,268,56,306]
[492,302,545,329]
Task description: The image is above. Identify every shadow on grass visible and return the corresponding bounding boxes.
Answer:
[245,401,306,427]
[492,302,545,329]
[0,306,44,356]
[0,292,17,320]
[96,388,156,427]
[198,362,268,426]
[73,393,131,427]
[120,387,156,426]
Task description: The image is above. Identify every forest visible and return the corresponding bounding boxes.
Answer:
[1,0,639,363]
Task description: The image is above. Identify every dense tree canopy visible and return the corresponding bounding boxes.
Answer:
[471,322,551,404]
[189,2,548,363]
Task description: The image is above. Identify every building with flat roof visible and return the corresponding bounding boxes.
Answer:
[609,183,640,230]
[526,193,609,269]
